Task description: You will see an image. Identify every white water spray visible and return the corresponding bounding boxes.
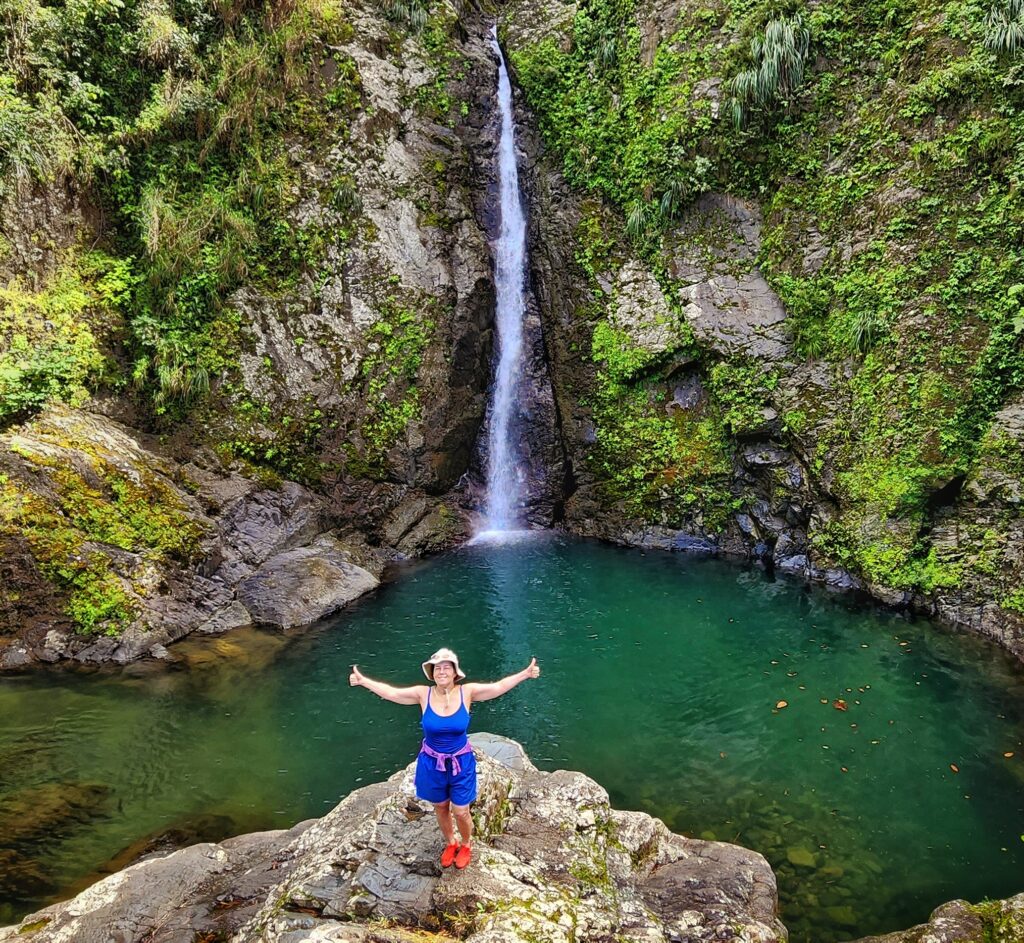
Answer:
[479,26,529,537]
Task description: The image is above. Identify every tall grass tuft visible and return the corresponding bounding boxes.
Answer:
[625,200,652,239]
[658,178,688,225]
[985,0,1024,55]
[847,307,884,355]
[727,14,810,128]
[385,0,429,32]
[596,37,617,68]
[137,0,196,67]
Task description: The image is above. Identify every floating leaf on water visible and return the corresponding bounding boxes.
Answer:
[799,685,807,690]
[899,641,909,647]
[841,767,848,773]
[720,752,727,758]
[871,739,880,744]
[820,698,828,704]
[1004,752,1015,758]
[776,700,788,709]
[950,764,960,773]
[850,723,857,729]
[822,744,830,749]
[771,660,780,665]
[787,671,797,677]
[832,699,848,712]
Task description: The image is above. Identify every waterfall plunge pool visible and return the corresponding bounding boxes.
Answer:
[1,534,1022,941]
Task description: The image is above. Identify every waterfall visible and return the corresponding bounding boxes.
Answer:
[479,26,529,536]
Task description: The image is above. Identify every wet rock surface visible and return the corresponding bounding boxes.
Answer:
[0,735,786,943]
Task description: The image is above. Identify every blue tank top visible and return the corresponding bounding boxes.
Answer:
[422,686,470,752]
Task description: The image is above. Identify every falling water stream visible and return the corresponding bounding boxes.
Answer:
[480,27,528,535]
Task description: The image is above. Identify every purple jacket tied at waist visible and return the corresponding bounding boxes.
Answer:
[420,740,473,777]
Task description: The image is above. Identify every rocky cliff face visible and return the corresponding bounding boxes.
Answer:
[500,0,1024,662]
[5,0,1024,670]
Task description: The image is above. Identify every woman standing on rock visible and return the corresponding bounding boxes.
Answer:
[349,647,540,870]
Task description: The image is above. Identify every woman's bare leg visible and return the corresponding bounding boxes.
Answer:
[433,800,456,844]
[451,803,473,845]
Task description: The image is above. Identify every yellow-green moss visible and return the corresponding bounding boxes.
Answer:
[0,445,206,635]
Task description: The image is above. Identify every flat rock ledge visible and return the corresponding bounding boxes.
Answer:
[0,734,786,943]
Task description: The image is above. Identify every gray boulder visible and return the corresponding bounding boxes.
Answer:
[236,536,380,629]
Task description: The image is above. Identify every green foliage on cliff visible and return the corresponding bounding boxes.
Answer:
[508,0,1024,593]
[0,250,134,423]
[0,0,359,420]
[348,286,438,478]
[591,322,734,525]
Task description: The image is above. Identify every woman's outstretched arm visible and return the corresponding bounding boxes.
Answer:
[349,665,426,705]
[465,658,541,704]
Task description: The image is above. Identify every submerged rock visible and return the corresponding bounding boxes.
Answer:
[0,735,786,943]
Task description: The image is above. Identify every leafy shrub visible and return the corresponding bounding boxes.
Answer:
[0,251,134,425]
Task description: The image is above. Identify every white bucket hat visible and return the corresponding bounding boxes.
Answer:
[422,647,466,681]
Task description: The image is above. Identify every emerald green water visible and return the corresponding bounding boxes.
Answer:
[1,535,1023,940]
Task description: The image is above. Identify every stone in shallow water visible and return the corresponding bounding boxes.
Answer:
[786,847,817,869]
[826,905,858,928]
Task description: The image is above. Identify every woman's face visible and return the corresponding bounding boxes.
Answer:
[433,661,455,684]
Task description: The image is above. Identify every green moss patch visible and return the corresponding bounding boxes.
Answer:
[0,442,206,635]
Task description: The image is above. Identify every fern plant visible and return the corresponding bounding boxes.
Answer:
[985,0,1024,55]
[658,178,688,225]
[727,14,811,128]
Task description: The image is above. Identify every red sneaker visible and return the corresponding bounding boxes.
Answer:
[440,843,459,868]
[454,844,472,870]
